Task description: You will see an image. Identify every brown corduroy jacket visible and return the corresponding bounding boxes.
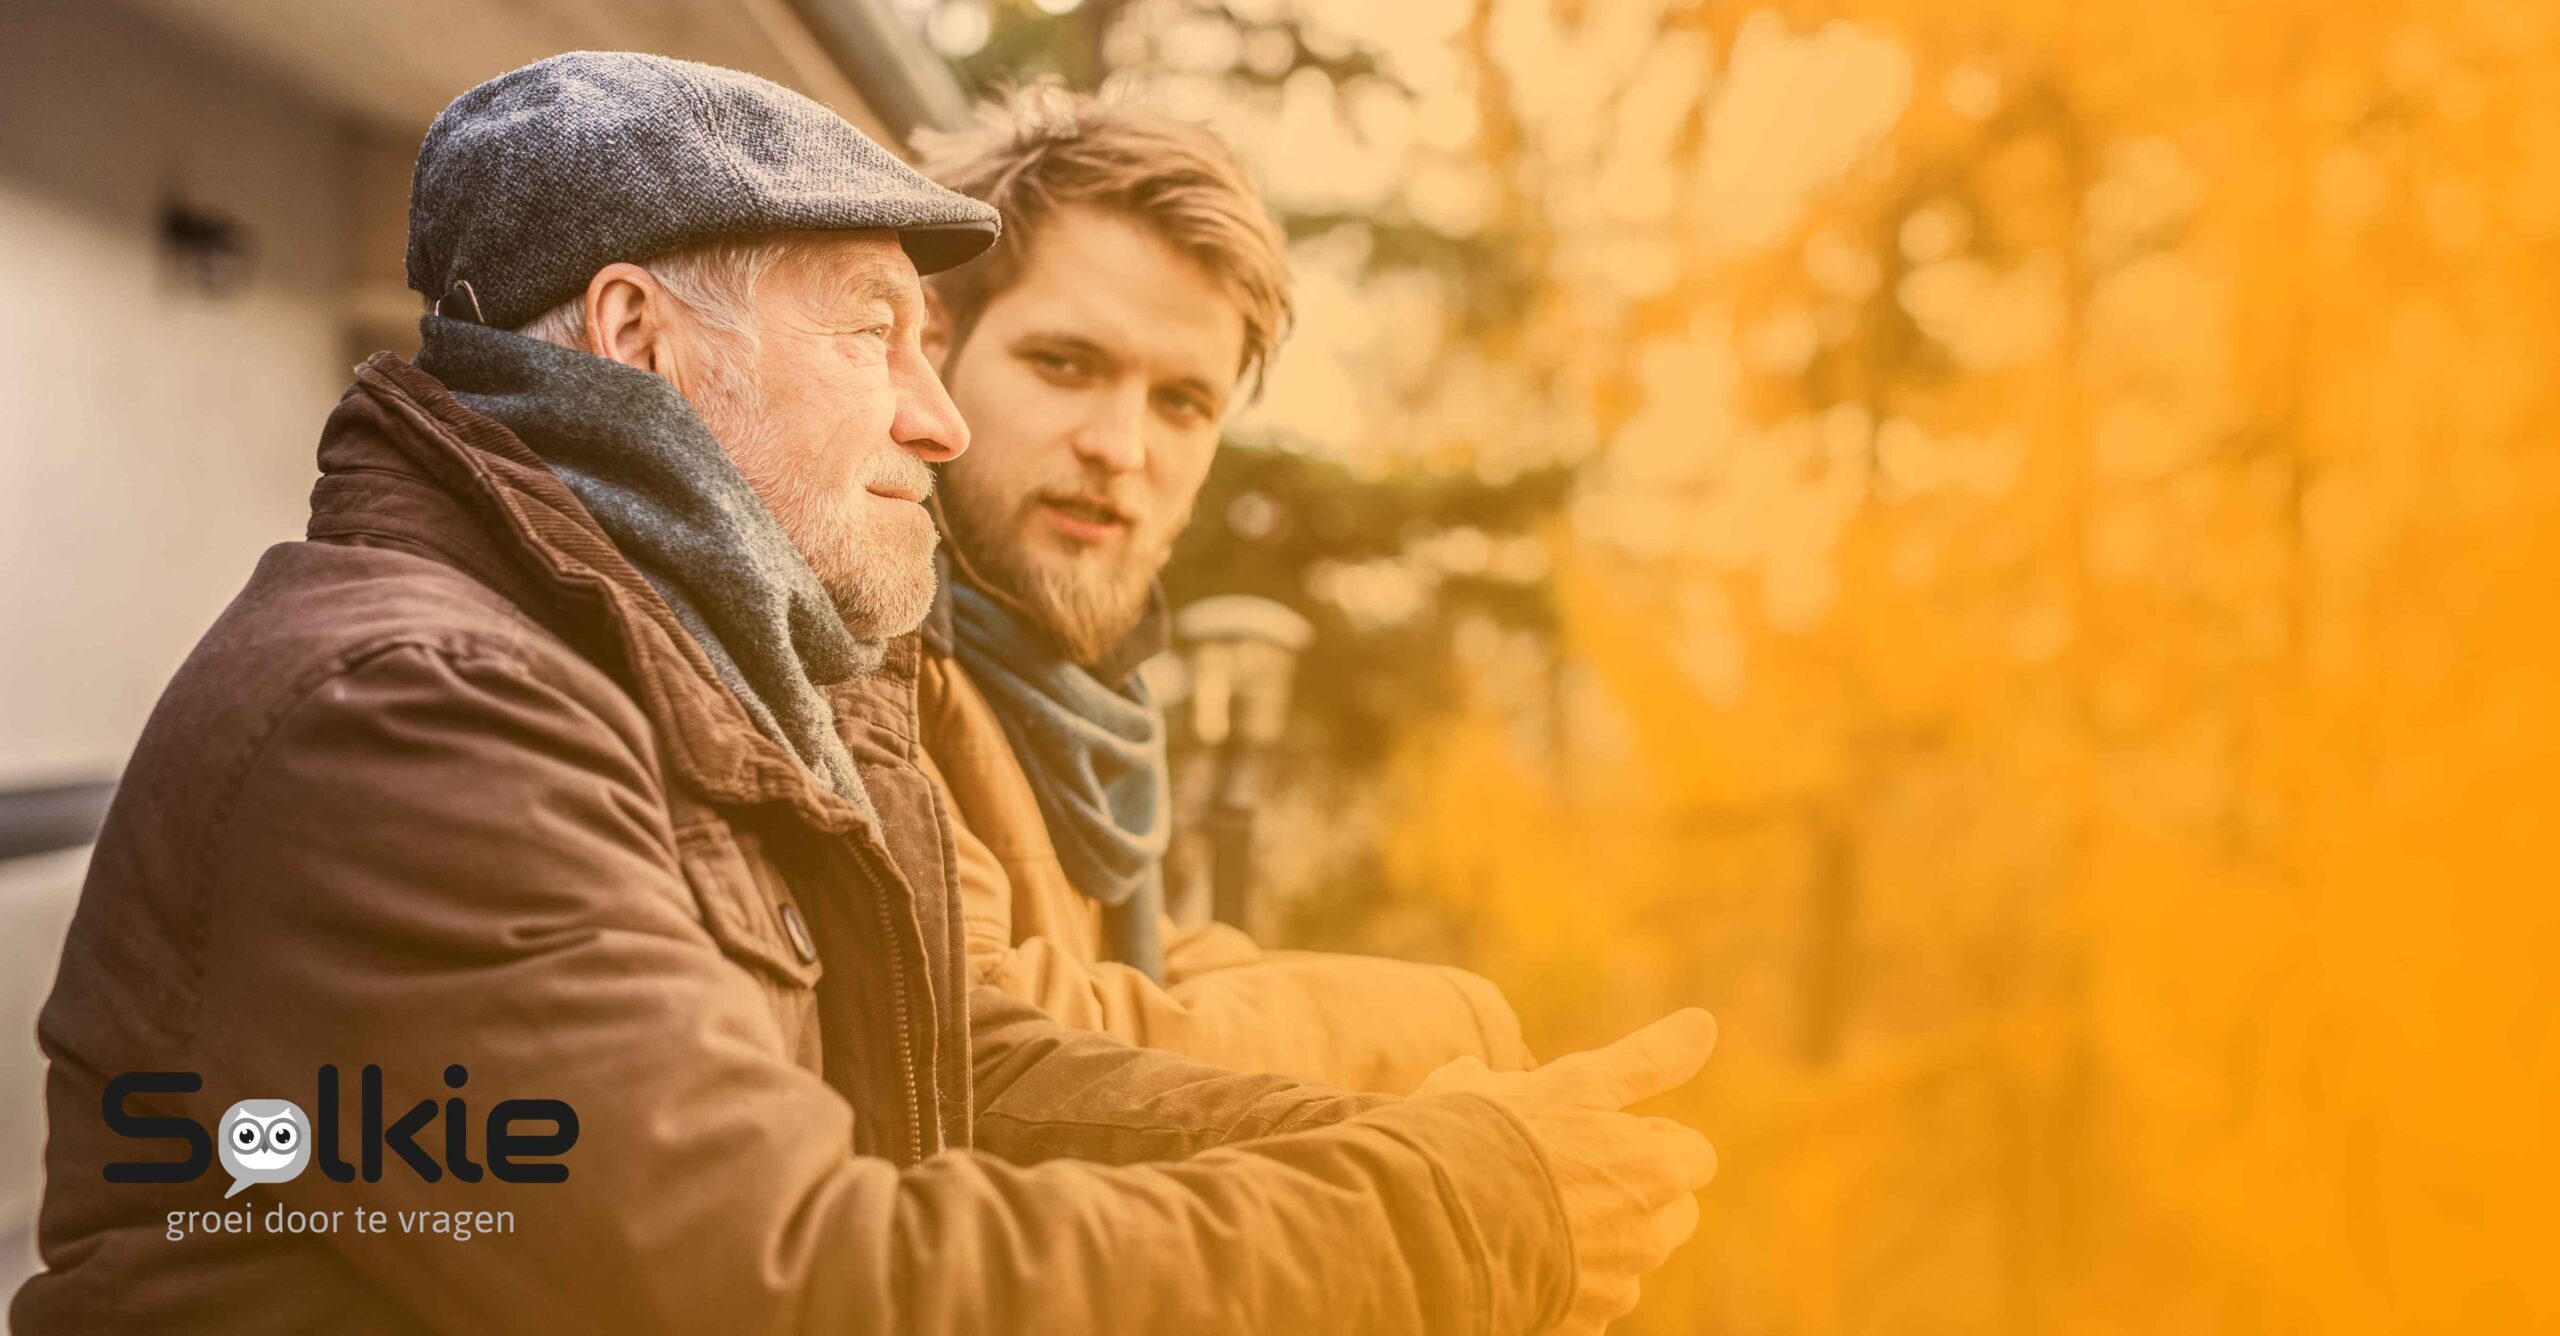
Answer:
[9,353,1573,1335]
[914,558,1538,1095]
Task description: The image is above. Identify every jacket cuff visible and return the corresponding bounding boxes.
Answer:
[1351,1091,1576,1335]
[1437,966,1537,1069]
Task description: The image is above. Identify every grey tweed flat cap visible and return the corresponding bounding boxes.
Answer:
[407,51,1000,330]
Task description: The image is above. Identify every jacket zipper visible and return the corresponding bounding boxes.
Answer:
[847,844,927,1163]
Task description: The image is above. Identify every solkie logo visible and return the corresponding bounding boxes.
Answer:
[103,1066,578,1196]
[215,1098,311,1198]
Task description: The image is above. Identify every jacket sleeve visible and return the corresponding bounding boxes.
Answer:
[191,641,1572,1336]
[938,765,1536,1093]
[967,983,1384,1164]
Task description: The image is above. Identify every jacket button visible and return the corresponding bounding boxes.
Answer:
[776,902,818,963]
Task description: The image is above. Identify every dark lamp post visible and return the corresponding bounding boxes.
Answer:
[1172,596,1313,930]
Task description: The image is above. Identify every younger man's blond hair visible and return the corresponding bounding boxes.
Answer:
[913,85,1293,398]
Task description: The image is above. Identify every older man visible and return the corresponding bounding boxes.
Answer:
[11,54,1714,1334]
[904,90,1542,1094]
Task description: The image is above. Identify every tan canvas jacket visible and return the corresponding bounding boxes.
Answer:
[10,353,1572,1334]
[914,571,1537,1095]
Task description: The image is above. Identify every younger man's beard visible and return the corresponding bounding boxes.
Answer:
[689,352,939,641]
[940,460,1181,669]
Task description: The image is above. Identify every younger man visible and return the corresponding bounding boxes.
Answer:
[912,90,1535,1092]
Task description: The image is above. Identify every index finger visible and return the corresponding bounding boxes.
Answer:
[1544,1008,1718,1109]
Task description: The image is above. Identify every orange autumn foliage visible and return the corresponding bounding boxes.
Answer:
[1300,1,2560,1331]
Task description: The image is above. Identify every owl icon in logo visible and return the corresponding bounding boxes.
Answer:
[215,1099,311,1198]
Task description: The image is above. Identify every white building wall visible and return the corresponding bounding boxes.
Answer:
[0,0,355,790]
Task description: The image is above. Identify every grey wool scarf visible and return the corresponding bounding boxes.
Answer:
[948,579,1169,981]
[415,314,879,820]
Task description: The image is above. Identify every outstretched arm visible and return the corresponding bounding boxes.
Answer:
[935,748,1535,1093]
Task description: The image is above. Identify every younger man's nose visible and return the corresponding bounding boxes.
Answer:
[1070,387,1148,475]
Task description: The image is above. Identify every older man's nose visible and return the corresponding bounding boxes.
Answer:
[892,358,968,462]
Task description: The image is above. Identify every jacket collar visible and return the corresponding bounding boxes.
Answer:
[320,352,910,829]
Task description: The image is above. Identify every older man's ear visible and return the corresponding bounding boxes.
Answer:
[580,261,688,388]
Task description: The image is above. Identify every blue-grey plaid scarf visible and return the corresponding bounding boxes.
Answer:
[948,579,1167,980]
